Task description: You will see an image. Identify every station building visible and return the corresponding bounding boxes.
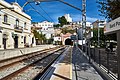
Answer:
[0,1,36,50]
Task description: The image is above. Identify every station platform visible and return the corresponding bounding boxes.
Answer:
[0,45,57,61]
[72,46,104,80]
[49,46,72,80]
[48,46,104,80]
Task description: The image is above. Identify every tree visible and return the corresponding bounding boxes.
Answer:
[91,28,106,47]
[33,30,46,44]
[61,27,75,34]
[97,0,120,21]
[97,0,118,46]
[58,16,67,27]
[53,24,61,28]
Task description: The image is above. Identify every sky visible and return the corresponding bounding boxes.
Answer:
[5,0,104,23]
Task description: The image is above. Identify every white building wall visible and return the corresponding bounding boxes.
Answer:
[37,21,55,39]
[0,33,2,49]
[98,21,106,28]
[0,1,36,50]
[54,37,61,41]
[64,14,72,22]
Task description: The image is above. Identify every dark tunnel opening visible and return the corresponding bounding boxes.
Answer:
[65,38,72,45]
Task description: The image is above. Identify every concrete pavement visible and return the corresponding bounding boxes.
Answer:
[0,45,57,61]
[72,45,104,80]
[49,46,72,80]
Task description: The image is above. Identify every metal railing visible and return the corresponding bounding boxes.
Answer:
[82,46,118,79]
[14,25,23,31]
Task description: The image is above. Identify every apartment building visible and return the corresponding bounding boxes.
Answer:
[0,1,36,49]
[92,20,106,28]
[64,14,72,23]
[32,21,54,39]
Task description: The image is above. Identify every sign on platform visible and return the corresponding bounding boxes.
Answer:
[104,17,120,34]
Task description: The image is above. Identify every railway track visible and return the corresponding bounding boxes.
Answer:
[0,46,61,68]
[0,46,66,80]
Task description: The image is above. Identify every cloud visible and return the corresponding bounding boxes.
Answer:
[71,14,98,22]
[86,17,98,22]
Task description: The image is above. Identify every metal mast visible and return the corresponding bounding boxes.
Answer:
[82,0,86,50]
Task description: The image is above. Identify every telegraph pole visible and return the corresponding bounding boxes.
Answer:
[82,0,86,51]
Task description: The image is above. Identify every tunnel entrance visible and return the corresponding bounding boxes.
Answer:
[65,38,72,45]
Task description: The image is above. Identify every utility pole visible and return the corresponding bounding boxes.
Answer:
[97,20,100,47]
[82,0,86,51]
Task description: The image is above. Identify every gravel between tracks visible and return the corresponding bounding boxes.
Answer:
[0,47,63,80]
[9,51,63,80]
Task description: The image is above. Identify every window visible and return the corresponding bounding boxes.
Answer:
[4,15,8,23]
[99,23,104,26]
[24,36,26,44]
[16,19,19,27]
[24,22,26,28]
[48,24,50,26]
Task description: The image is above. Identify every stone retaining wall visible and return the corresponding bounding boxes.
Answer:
[0,45,57,61]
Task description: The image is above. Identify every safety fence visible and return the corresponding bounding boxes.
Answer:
[82,46,118,79]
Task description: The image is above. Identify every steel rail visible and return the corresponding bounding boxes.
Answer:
[0,47,59,71]
[0,47,65,80]
[0,46,61,64]
[33,48,66,80]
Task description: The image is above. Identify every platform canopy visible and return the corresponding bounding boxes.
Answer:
[104,17,120,34]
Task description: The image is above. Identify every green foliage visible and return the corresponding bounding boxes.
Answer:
[61,27,75,34]
[58,16,67,27]
[91,28,106,47]
[97,0,120,21]
[33,30,46,44]
[53,24,61,28]
[91,28,117,47]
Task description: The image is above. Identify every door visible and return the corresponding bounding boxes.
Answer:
[3,38,6,49]
[14,36,18,48]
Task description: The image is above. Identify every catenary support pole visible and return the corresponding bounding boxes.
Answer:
[82,0,86,52]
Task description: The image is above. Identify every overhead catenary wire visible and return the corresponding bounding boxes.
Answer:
[38,4,54,22]
[23,0,82,22]
[24,0,49,21]
[29,3,49,21]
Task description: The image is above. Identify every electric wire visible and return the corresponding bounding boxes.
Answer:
[29,3,49,21]
[24,0,49,21]
[38,4,54,22]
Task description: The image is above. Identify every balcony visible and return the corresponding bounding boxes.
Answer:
[14,25,23,33]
